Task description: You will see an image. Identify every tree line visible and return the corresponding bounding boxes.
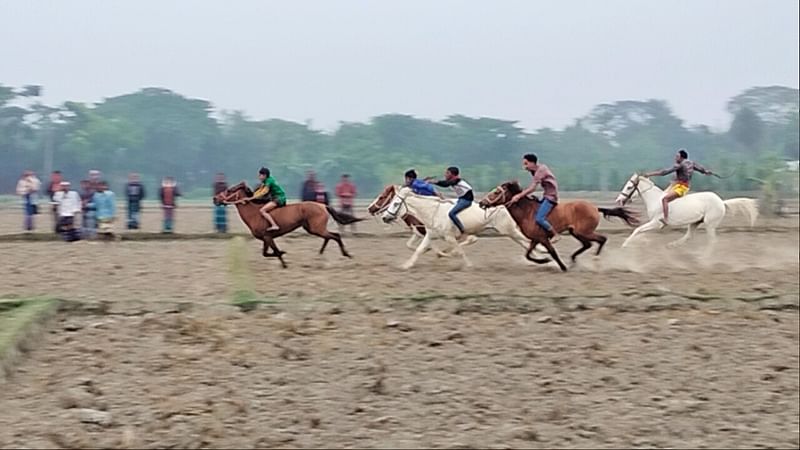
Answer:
[1,84,797,198]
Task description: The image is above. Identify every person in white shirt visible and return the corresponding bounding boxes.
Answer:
[16,170,41,231]
[52,181,83,241]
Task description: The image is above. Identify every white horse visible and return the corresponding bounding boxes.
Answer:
[366,184,479,254]
[615,173,759,249]
[380,186,534,269]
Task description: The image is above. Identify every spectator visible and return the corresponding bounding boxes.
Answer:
[212,172,228,233]
[125,172,146,230]
[94,180,117,240]
[314,181,330,205]
[52,181,82,242]
[335,174,357,233]
[79,179,96,239]
[15,170,41,232]
[46,170,63,233]
[88,169,101,186]
[159,176,181,233]
[300,170,317,202]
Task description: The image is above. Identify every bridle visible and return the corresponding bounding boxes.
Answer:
[383,190,410,221]
[618,175,655,205]
[217,185,247,205]
[368,187,397,216]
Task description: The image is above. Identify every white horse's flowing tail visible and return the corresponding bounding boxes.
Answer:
[723,198,759,226]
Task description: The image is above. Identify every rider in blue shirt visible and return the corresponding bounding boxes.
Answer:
[404,169,437,196]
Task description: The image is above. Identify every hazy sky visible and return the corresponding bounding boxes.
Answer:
[1,0,797,132]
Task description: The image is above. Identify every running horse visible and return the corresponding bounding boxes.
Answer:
[213,182,364,268]
[479,181,639,271]
[367,184,480,254]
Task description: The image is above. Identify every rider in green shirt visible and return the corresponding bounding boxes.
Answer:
[242,167,286,231]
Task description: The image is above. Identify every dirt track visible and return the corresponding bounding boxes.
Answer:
[0,213,798,448]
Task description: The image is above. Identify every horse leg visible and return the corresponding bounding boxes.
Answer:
[319,237,330,254]
[525,240,552,264]
[329,232,352,258]
[406,231,421,250]
[444,234,472,268]
[703,225,718,259]
[270,240,288,268]
[587,232,607,256]
[539,238,568,272]
[668,221,700,248]
[401,233,432,270]
[621,219,664,248]
[262,237,288,268]
[568,230,592,263]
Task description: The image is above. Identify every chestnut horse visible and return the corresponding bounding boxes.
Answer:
[479,181,639,271]
[213,182,364,268]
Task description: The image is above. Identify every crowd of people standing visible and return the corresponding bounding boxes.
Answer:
[14,169,361,240]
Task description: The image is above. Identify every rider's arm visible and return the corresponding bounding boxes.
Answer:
[519,179,539,197]
[644,165,677,177]
[693,162,713,175]
[434,179,456,188]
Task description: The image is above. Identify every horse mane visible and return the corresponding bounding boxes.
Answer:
[502,180,522,195]
[229,181,253,196]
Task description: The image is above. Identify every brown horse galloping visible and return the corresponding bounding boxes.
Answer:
[213,182,364,268]
[479,181,639,272]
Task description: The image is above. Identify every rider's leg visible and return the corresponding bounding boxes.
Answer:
[535,199,559,241]
[448,198,471,237]
[661,190,680,223]
[260,201,279,231]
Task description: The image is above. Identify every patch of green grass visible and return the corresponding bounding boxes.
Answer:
[0,297,59,365]
[226,237,284,311]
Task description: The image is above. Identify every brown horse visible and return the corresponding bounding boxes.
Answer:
[213,182,364,268]
[479,181,639,271]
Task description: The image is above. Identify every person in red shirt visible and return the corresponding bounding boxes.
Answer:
[335,174,357,233]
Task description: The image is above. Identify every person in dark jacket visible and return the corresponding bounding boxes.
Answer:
[300,170,318,202]
[125,172,146,230]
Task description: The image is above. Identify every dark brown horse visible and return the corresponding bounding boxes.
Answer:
[213,182,364,268]
[479,181,639,271]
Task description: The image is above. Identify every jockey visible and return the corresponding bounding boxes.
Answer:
[508,153,561,242]
[643,148,714,224]
[404,169,438,197]
[242,167,286,232]
[425,166,474,240]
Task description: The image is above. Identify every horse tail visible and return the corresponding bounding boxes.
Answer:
[326,206,365,225]
[723,198,759,227]
[598,207,640,227]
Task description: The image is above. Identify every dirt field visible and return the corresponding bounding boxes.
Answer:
[0,206,798,448]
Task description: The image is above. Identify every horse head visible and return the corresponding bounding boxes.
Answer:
[615,173,653,206]
[212,181,253,206]
[367,184,397,215]
[380,186,412,223]
[479,180,522,209]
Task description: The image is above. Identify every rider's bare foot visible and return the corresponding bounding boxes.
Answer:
[266,225,279,232]
[457,233,469,242]
[550,234,561,243]
[659,218,668,226]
